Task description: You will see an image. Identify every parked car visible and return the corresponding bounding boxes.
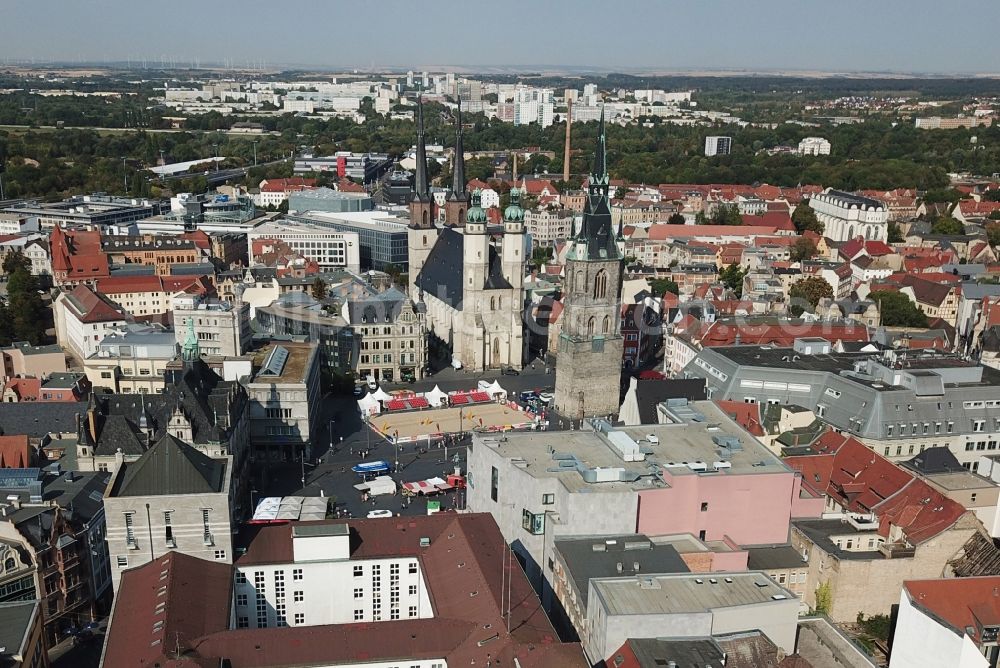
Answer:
[366,376,378,390]
[537,392,553,404]
[367,509,393,518]
[500,364,520,376]
[646,434,660,444]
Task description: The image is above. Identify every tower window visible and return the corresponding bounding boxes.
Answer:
[594,269,608,299]
[587,317,596,335]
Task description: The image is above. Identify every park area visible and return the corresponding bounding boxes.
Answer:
[370,402,536,442]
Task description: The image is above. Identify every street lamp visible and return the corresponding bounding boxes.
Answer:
[121,157,128,193]
[252,140,258,166]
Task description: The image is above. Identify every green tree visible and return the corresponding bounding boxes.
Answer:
[649,278,679,296]
[531,246,553,269]
[667,212,685,225]
[791,204,824,234]
[719,263,746,296]
[710,203,742,226]
[789,276,833,316]
[922,188,962,204]
[930,216,965,236]
[987,222,1000,248]
[870,290,929,327]
[4,266,48,344]
[887,221,904,243]
[789,237,818,262]
[814,581,833,615]
[614,186,628,199]
[311,277,328,301]
[2,250,30,275]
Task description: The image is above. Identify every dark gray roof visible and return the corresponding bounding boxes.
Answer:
[746,545,807,571]
[40,470,111,524]
[621,378,707,424]
[0,600,39,666]
[415,227,465,310]
[623,637,726,668]
[484,246,513,290]
[0,403,83,438]
[792,519,881,561]
[114,434,226,497]
[555,534,688,608]
[901,447,965,475]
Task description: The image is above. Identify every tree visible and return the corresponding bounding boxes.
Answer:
[930,216,965,236]
[789,237,818,262]
[2,250,30,275]
[614,186,628,200]
[3,266,48,344]
[531,246,553,270]
[814,581,833,615]
[310,277,328,301]
[788,277,833,316]
[791,204,824,234]
[987,222,1000,248]
[650,278,679,296]
[870,290,929,327]
[719,263,746,296]
[887,221,904,243]
[922,188,962,205]
[710,204,742,226]
[667,212,685,225]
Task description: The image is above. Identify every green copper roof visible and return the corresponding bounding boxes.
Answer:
[466,188,488,223]
[504,187,525,222]
[181,316,200,361]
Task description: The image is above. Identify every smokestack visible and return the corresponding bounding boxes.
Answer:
[563,99,572,183]
[512,152,517,182]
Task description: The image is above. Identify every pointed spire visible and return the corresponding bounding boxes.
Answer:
[449,97,466,200]
[412,89,429,200]
[181,317,200,362]
[591,105,607,180]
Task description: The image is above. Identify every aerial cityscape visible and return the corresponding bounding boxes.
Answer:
[2,3,1000,667]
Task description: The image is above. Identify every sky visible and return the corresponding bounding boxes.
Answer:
[2,0,1000,75]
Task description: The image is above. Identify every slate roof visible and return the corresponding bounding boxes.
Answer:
[41,470,111,524]
[485,245,513,290]
[415,227,465,309]
[0,600,39,667]
[0,402,83,438]
[901,447,966,475]
[113,434,226,497]
[746,545,808,571]
[620,378,707,424]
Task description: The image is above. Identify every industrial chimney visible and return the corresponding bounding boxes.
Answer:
[563,99,572,183]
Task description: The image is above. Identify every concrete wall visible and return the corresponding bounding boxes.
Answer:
[637,471,799,545]
[890,588,986,668]
[710,597,799,653]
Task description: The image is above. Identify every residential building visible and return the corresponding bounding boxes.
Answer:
[247,219,361,273]
[83,324,179,394]
[786,431,981,621]
[0,342,66,383]
[745,545,810,599]
[467,401,823,606]
[890,577,1000,668]
[808,189,889,242]
[94,274,214,318]
[607,633,794,668]
[582,571,799,664]
[345,286,427,383]
[22,238,51,280]
[103,435,234,592]
[101,234,201,274]
[901,447,1000,538]
[172,294,252,357]
[704,136,732,157]
[53,284,131,361]
[285,210,408,271]
[2,372,88,403]
[255,177,317,208]
[244,342,321,462]
[525,207,576,248]
[682,340,1000,467]
[0,600,48,668]
[798,137,831,156]
[915,116,992,130]
[48,226,109,287]
[255,292,355,373]
[101,515,587,667]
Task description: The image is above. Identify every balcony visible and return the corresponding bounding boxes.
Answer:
[878,541,915,559]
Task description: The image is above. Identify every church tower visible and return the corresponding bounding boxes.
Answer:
[444,98,469,226]
[501,187,526,291]
[407,92,438,296]
[553,109,625,420]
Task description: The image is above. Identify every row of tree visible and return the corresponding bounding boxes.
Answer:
[0,252,50,346]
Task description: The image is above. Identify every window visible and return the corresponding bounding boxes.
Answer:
[593,269,608,299]
[354,588,363,599]
[354,565,363,577]
[201,509,213,545]
[124,512,136,548]
[971,493,978,503]
[698,530,706,540]
[390,608,400,620]
[294,590,303,602]
[294,613,304,625]
[237,616,249,629]
[522,509,545,535]
[490,466,499,503]
[409,605,418,617]
[293,568,302,581]
[542,493,555,505]
[116,556,128,568]
[354,609,364,621]
[409,584,417,595]
[974,420,986,433]
[700,502,709,512]
[237,594,248,606]
[215,550,226,560]
[408,562,417,574]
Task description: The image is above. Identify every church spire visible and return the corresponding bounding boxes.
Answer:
[591,105,607,182]
[181,317,200,362]
[412,90,429,201]
[571,105,619,260]
[449,97,466,201]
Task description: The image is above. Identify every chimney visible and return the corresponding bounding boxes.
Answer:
[512,152,517,182]
[563,99,572,183]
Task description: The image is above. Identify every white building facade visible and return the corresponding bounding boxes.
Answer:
[808,189,889,242]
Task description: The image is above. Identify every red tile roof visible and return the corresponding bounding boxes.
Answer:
[785,432,967,544]
[697,321,869,348]
[740,211,795,231]
[904,577,1000,640]
[63,285,128,323]
[716,400,765,436]
[102,551,233,667]
[0,435,31,467]
[260,177,317,193]
[2,378,40,402]
[96,275,212,296]
[646,224,782,241]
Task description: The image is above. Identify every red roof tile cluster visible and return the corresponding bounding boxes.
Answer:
[95,275,213,296]
[786,432,967,545]
[740,211,795,231]
[716,400,765,436]
[0,435,31,467]
[62,285,128,323]
[49,225,109,281]
[646,224,783,241]
[958,200,1000,217]
[697,321,870,348]
[259,177,317,193]
[337,179,366,193]
[904,577,1000,641]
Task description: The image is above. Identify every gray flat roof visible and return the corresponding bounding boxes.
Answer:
[292,523,348,538]
[592,571,794,616]
[746,545,808,571]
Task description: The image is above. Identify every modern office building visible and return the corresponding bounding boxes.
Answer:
[682,338,1000,467]
[704,136,732,157]
[247,219,361,273]
[172,294,252,357]
[284,211,408,271]
[808,188,889,242]
[287,187,374,213]
[1,194,163,230]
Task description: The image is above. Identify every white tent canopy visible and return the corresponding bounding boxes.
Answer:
[486,380,507,400]
[357,393,380,416]
[370,387,393,402]
[424,385,449,407]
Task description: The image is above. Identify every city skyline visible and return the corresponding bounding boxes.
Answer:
[2,0,1000,75]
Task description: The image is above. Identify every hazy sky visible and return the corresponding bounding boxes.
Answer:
[2,0,999,74]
